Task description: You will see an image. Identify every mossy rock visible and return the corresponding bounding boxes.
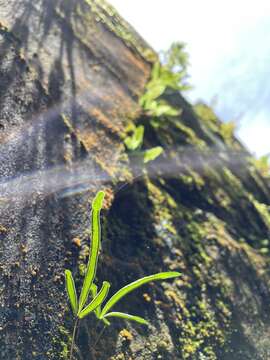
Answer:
[0,1,270,359]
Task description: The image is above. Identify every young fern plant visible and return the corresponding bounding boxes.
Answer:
[65,191,180,359]
[65,191,108,360]
[124,124,163,164]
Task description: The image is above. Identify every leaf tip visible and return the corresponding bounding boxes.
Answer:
[167,271,181,278]
[92,191,105,211]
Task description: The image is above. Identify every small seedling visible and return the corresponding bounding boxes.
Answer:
[124,125,144,151]
[139,42,190,120]
[65,190,180,359]
[143,146,163,164]
[124,124,163,163]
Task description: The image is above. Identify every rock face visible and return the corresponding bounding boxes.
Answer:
[0,1,270,359]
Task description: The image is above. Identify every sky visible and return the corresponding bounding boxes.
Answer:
[110,0,270,157]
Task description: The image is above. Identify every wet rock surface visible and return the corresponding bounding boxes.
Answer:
[0,1,270,359]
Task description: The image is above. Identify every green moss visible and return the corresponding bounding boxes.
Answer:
[214,188,231,209]
[248,194,270,228]
[174,121,206,148]
[144,179,234,359]
[51,325,71,360]
[194,102,219,134]
[220,121,236,146]
[179,297,226,360]
[58,329,70,359]
[251,155,270,178]
[188,169,205,189]
[222,168,243,194]
[85,0,157,63]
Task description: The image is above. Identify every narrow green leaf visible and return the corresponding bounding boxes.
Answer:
[146,100,158,112]
[151,61,161,81]
[134,126,144,148]
[124,126,144,151]
[143,146,163,164]
[100,271,181,318]
[78,191,105,312]
[90,283,101,317]
[155,104,180,117]
[65,270,78,316]
[102,317,111,326]
[92,191,105,211]
[104,312,149,325]
[146,83,166,102]
[90,283,98,298]
[78,281,110,319]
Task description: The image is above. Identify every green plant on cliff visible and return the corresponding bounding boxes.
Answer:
[123,42,190,163]
[124,124,144,151]
[140,42,190,118]
[219,121,236,145]
[124,124,163,163]
[252,154,270,178]
[65,190,181,359]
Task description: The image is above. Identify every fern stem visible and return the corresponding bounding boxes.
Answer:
[93,324,106,349]
[69,317,79,360]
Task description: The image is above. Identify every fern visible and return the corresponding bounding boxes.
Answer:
[99,272,180,320]
[143,146,163,164]
[140,42,190,119]
[123,43,191,166]
[65,191,181,359]
[124,125,144,151]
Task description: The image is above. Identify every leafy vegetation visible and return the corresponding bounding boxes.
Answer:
[251,154,270,178]
[194,102,239,147]
[194,102,220,133]
[124,123,164,163]
[220,121,236,145]
[124,42,191,163]
[140,42,190,117]
[124,125,144,151]
[65,190,181,359]
[143,146,163,164]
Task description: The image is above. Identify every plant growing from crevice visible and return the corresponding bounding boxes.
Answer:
[251,154,270,178]
[123,43,191,163]
[220,121,236,145]
[139,60,181,120]
[124,124,163,164]
[65,190,181,359]
[140,42,190,120]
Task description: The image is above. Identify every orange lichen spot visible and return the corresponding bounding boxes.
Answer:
[119,329,133,341]
[0,225,8,234]
[103,188,114,209]
[78,130,99,151]
[143,293,151,302]
[72,237,81,247]
[94,154,119,178]
[90,108,122,135]
[124,48,151,83]
[165,290,183,308]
